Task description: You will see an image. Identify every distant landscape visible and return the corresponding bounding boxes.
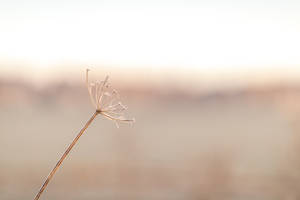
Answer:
[1,80,300,199]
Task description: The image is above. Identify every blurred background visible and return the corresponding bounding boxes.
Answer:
[1,0,300,199]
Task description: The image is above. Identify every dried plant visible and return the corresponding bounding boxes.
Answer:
[33,69,134,200]
[86,69,135,127]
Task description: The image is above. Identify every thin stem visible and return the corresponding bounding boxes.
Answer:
[33,111,99,200]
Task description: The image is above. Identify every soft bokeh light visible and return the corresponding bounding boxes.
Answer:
[1,0,300,70]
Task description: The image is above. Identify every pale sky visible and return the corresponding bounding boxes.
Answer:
[0,0,300,77]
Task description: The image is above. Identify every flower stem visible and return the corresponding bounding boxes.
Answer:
[33,111,99,200]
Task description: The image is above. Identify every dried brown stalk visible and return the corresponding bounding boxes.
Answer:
[34,111,98,200]
[33,69,134,200]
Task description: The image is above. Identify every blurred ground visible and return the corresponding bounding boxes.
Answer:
[1,80,300,200]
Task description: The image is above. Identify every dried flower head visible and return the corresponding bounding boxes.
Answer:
[86,69,135,127]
